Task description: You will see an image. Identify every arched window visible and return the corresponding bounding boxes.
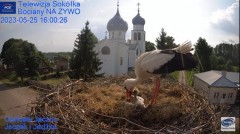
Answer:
[138,32,141,40]
[101,46,110,55]
[134,32,137,40]
[136,48,139,56]
[120,57,123,65]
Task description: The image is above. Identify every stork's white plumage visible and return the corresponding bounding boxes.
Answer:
[124,41,197,105]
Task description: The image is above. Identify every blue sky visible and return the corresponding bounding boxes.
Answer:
[0,0,239,52]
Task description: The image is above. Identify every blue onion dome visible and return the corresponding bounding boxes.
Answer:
[132,13,145,25]
[107,9,128,32]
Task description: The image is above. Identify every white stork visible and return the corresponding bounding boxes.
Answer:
[123,41,197,105]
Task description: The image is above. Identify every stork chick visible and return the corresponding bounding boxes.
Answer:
[125,88,146,108]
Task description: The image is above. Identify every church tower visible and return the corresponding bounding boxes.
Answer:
[131,3,145,54]
[107,2,128,43]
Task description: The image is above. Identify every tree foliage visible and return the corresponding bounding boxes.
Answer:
[1,38,23,67]
[145,41,156,52]
[1,38,45,81]
[214,43,239,66]
[70,21,102,80]
[194,37,213,72]
[156,28,177,50]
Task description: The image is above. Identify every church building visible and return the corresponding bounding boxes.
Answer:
[94,3,146,76]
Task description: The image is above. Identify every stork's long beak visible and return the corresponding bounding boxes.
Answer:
[126,90,133,102]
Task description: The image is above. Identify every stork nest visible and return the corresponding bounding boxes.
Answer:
[20,75,221,133]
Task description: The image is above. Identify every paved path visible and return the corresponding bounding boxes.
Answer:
[0,81,38,117]
[178,71,187,85]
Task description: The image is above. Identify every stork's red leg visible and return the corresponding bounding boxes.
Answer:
[126,90,133,102]
[126,89,132,102]
[150,77,160,105]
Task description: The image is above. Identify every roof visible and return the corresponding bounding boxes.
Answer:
[129,42,142,51]
[107,9,128,32]
[132,13,145,25]
[194,70,239,88]
[214,71,239,83]
[96,38,128,48]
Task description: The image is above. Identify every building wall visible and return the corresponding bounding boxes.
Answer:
[133,25,144,30]
[194,77,210,98]
[109,31,126,41]
[194,76,238,104]
[209,87,237,104]
[95,40,128,76]
[95,41,116,76]
[128,49,136,68]
[116,44,128,75]
[131,24,145,53]
[56,61,68,70]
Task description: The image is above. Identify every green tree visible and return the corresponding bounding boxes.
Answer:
[1,38,44,81]
[194,37,213,72]
[22,42,40,77]
[4,43,25,81]
[210,54,218,70]
[1,38,24,68]
[70,21,102,80]
[156,28,177,50]
[38,51,51,68]
[145,41,156,52]
[215,43,239,67]
[217,56,225,65]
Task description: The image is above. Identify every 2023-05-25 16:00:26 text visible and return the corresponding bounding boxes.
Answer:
[0,16,68,23]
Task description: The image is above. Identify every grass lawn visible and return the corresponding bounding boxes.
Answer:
[40,77,69,86]
[0,71,70,87]
[170,71,195,86]
[0,71,28,88]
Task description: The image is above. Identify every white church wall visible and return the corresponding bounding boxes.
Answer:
[133,25,144,30]
[109,31,126,41]
[128,50,136,68]
[116,43,128,75]
[95,40,118,76]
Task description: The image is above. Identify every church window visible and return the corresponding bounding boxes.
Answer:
[101,46,110,55]
[136,48,139,56]
[138,32,141,40]
[134,32,137,40]
[120,57,123,65]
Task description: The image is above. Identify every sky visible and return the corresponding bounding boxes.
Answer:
[0,0,239,52]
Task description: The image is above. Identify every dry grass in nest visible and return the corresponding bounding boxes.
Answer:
[21,76,220,134]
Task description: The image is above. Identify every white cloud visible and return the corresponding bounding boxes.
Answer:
[210,0,239,35]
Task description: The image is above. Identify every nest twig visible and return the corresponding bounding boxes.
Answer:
[21,76,220,134]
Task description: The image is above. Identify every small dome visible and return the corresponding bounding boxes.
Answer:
[132,13,145,25]
[107,10,128,32]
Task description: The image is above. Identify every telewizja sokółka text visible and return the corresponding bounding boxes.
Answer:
[17,0,80,16]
